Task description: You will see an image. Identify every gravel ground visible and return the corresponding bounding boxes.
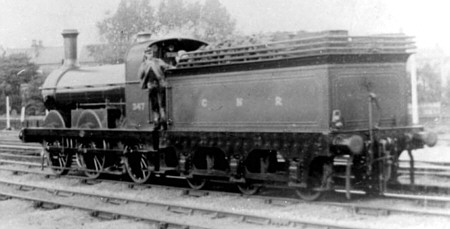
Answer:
[1,130,450,228]
[0,169,450,229]
[0,200,151,229]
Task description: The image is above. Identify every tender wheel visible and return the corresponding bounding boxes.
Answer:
[187,176,207,190]
[296,165,324,201]
[237,181,260,195]
[124,145,152,184]
[44,140,72,175]
[296,187,322,201]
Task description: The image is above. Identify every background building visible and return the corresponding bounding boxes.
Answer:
[2,40,98,75]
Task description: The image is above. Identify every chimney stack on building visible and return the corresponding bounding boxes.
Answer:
[136,31,152,43]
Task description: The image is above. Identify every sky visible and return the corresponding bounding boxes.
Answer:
[0,0,449,53]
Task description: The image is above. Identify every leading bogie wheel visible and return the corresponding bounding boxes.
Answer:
[42,110,72,175]
[44,140,72,175]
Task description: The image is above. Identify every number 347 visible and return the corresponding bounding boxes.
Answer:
[132,102,145,111]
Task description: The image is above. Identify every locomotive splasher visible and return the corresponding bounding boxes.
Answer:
[20,29,437,200]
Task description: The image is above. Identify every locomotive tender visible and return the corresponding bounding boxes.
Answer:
[20,29,437,200]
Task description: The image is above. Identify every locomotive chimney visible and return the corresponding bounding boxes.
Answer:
[136,31,152,43]
[61,29,79,68]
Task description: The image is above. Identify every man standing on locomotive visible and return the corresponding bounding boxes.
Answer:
[138,45,172,130]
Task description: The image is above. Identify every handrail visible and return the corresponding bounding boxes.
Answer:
[177,45,415,69]
[176,33,414,69]
[41,83,126,91]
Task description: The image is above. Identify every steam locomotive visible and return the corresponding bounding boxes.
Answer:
[20,29,437,200]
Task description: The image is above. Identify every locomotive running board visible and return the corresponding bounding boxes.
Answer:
[20,127,157,144]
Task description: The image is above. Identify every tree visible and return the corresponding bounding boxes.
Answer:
[417,63,441,103]
[93,0,236,64]
[24,71,46,115]
[155,0,236,41]
[197,0,236,42]
[0,53,44,115]
[95,0,157,64]
[157,0,191,31]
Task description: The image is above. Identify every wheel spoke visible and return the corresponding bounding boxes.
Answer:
[140,158,148,178]
[44,140,71,175]
[140,158,147,169]
[58,157,64,167]
[78,144,105,179]
[43,111,71,175]
[94,156,100,171]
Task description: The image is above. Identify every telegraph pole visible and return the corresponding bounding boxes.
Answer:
[410,54,419,124]
[6,96,11,130]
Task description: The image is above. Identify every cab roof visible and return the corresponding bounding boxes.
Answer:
[127,37,207,62]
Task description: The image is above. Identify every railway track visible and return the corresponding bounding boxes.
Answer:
[0,178,369,229]
[397,160,450,178]
[0,157,449,222]
[2,144,450,173]
[1,143,450,218]
[3,143,450,192]
[0,191,209,229]
[2,142,450,178]
[1,153,450,197]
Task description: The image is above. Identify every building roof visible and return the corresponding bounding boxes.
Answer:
[33,46,64,65]
[3,45,96,66]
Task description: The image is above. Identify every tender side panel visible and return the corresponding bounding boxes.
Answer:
[169,66,330,132]
[330,63,409,130]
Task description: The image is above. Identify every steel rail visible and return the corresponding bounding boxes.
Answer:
[3,153,450,199]
[1,145,450,200]
[2,157,450,201]
[382,192,450,208]
[0,144,41,149]
[2,144,450,173]
[399,160,450,167]
[0,190,208,229]
[0,152,41,160]
[0,143,450,173]
[0,164,450,221]
[0,144,41,154]
[1,149,450,195]
[3,144,450,172]
[398,170,450,178]
[0,159,42,167]
[0,159,126,175]
[0,179,367,229]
